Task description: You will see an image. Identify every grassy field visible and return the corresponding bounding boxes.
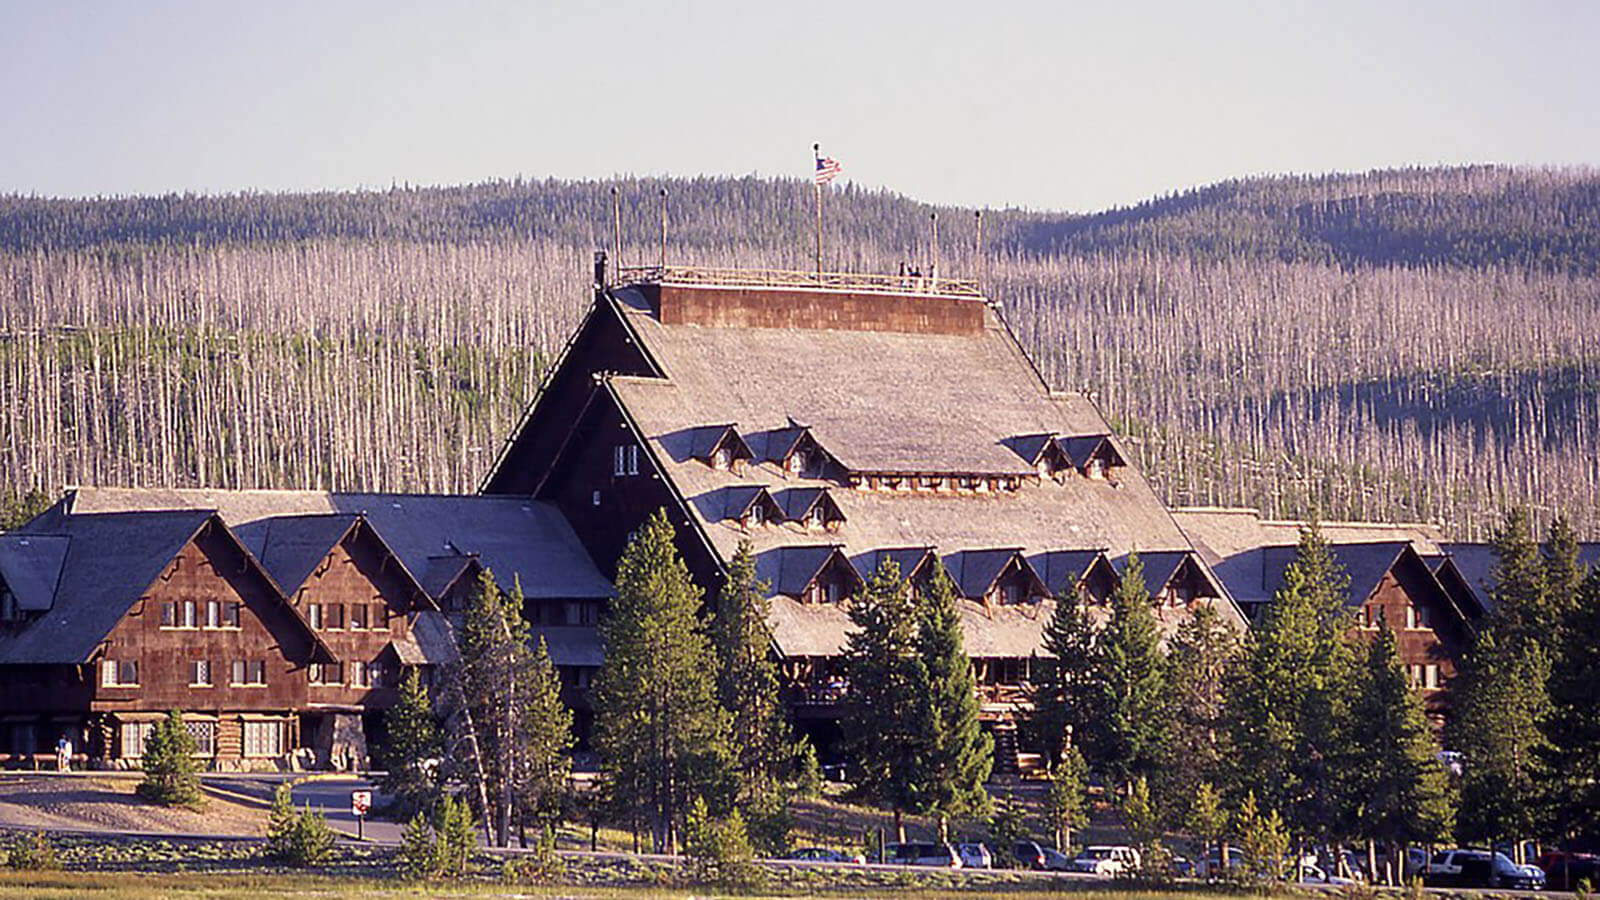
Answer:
[0,870,1281,900]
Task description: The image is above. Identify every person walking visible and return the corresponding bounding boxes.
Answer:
[55,734,72,772]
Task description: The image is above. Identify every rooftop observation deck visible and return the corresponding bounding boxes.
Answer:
[617,265,983,299]
[615,265,988,336]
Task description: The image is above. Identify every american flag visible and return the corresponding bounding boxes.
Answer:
[814,155,842,185]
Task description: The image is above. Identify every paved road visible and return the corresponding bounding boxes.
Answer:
[285,776,398,843]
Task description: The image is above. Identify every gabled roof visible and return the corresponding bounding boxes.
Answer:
[419,553,481,599]
[719,485,783,523]
[234,513,435,610]
[1059,433,1127,470]
[857,546,941,584]
[389,610,459,665]
[683,423,754,465]
[0,510,328,665]
[943,548,1046,601]
[775,487,845,525]
[0,534,70,611]
[61,488,614,600]
[1436,541,1600,617]
[1115,549,1224,599]
[1003,433,1072,469]
[757,545,862,598]
[1030,549,1110,598]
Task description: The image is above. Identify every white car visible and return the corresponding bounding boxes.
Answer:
[1069,845,1141,876]
[955,842,992,869]
[1300,863,1357,885]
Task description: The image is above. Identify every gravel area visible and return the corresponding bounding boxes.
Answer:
[0,773,266,836]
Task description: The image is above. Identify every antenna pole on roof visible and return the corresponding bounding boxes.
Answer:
[611,185,623,279]
[813,143,824,279]
[974,210,984,291]
[930,212,940,290]
[658,187,668,272]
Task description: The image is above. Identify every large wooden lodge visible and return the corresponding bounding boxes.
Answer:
[0,261,1568,770]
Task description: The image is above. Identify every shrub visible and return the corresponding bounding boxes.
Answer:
[136,710,203,807]
[5,833,57,870]
[500,826,565,885]
[265,784,335,867]
[434,795,477,878]
[684,796,762,889]
[397,812,440,881]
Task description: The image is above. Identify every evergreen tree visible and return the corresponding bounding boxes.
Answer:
[1045,745,1088,852]
[591,509,732,853]
[1448,626,1551,848]
[710,541,792,807]
[380,668,442,817]
[1346,627,1454,864]
[453,569,573,847]
[1094,552,1168,791]
[136,710,202,807]
[1449,509,1553,850]
[1224,522,1358,847]
[1163,603,1238,820]
[839,559,929,840]
[915,568,993,839]
[1030,586,1098,770]
[1544,569,1600,838]
[1542,514,1584,636]
[1188,781,1228,877]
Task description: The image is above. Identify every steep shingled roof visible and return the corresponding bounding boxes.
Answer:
[0,510,326,665]
[0,534,70,612]
[60,488,613,601]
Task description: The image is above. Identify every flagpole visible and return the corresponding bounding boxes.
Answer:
[813,143,823,279]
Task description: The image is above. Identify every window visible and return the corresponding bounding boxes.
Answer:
[186,720,216,756]
[100,659,138,686]
[1362,605,1384,629]
[371,603,387,629]
[231,659,267,686]
[351,661,379,688]
[713,446,732,470]
[808,505,826,528]
[592,489,602,507]
[119,721,155,758]
[787,449,808,475]
[1405,604,1432,629]
[222,601,241,628]
[1002,581,1022,605]
[308,603,323,629]
[243,720,283,758]
[746,503,765,527]
[160,601,176,627]
[310,662,345,685]
[612,444,639,476]
[180,600,197,628]
[1423,664,1441,689]
[205,600,221,628]
[189,659,212,687]
[350,604,368,630]
[326,604,344,629]
[825,578,844,605]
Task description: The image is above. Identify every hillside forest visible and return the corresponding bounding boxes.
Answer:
[2,165,1597,537]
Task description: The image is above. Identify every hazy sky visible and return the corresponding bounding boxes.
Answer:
[3,0,1594,212]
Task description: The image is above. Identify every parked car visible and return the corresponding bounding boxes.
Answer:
[788,846,864,865]
[1012,841,1046,870]
[955,842,992,869]
[1170,855,1194,878]
[1069,845,1141,876]
[1539,851,1600,890]
[882,842,962,868]
[1425,849,1546,890]
[1041,847,1073,870]
[1199,846,1247,878]
[1299,863,1357,885]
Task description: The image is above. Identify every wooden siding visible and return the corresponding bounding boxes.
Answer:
[1354,567,1467,719]
[90,525,311,718]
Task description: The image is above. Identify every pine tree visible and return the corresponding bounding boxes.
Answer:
[453,569,573,847]
[1224,522,1358,847]
[380,668,442,817]
[1449,509,1553,851]
[1346,627,1454,869]
[1163,603,1238,819]
[1030,586,1098,771]
[839,558,928,840]
[1544,569,1600,839]
[710,541,792,807]
[136,710,202,807]
[915,567,993,839]
[591,509,732,853]
[1095,552,1168,791]
[1542,514,1584,636]
[1045,745,1089,852]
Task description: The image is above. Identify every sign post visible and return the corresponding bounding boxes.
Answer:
[351,789,372,841]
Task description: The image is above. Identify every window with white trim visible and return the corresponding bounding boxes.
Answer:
[186,720,216,756]
[613,444,639,477]
[189,659,212,687]
[119,721,155,758]
[309,662,345,685]
[242,720,284,758]
[101,659,139,686]
[230,659,267,685]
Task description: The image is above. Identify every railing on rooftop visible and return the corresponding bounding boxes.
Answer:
[617,264,984,299]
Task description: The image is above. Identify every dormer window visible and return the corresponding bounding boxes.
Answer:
[713,446,733,470]
[746,503,766,527]
[693,424,753,472]
[807,505,825,528]
[787,449,808,475]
